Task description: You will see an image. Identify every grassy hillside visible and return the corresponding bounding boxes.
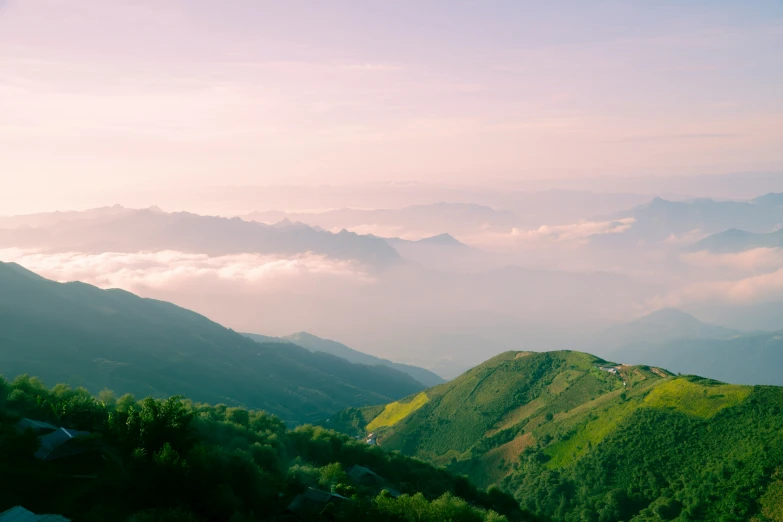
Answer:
[0,262,424,424]
[334,350,783,521]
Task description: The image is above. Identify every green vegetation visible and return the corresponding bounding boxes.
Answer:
[643,377,752,418]
[339,350,783,521]
[0,374,533,521]
[0,262,424,424]
[367,393,430,431]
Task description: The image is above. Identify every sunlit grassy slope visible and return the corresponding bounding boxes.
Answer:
[643,377,751,417]
[366,392,430,431]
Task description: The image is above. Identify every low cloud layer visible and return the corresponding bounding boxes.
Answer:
[653,266,783,309]
[0,249,374,293]
[511,218,636,242]
[681,247,783,273]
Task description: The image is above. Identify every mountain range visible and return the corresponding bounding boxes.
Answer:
[243,202,521,237]
[0,206,399,266]
[594,193,783,245]
[0,262,424,423]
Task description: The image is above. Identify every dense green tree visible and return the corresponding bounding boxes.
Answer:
[0,376,530,522]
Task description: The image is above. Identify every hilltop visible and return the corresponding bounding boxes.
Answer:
[330,350,783,521]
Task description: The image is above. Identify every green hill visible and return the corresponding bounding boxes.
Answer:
[0,262,424,424]
[331,350,783,521]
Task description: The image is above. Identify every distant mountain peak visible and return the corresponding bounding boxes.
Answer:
[417,233,464,247]
[752,192,783,206]
[638,308,700,326]
[286,331,319,342]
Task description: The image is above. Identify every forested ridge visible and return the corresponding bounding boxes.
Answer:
[0,373,533,522]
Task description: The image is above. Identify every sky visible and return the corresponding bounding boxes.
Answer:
[1,0,783,213]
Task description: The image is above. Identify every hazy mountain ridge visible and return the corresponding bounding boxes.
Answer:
[0,206,400,266]
[244,202,522,237]
[596,193,783,245]
[690,227,783,253]
[589,308,783,385]
[243,331,445,387]
[0,262,424,423]
[591,308,740,351]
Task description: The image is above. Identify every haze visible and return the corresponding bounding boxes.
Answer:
[2,1,783,213]
[2,1,783,379]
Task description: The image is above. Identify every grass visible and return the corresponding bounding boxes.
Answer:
[544,398,641,468]
[366,392,430,431]
[643,378,751,418]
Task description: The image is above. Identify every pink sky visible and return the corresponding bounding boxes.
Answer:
[1,0,782,213]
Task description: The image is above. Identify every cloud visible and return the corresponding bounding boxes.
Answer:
[682,247,783,273]
[512,218,635,242]
[604,133,740,144]
[342,63,403,71]
[652,266,783,308]
[0,249,375,293]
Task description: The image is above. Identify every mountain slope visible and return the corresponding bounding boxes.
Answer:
[0,262,423,423]
[242,331,445,387]
[278,332,445,387]
[330,350,783,521]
